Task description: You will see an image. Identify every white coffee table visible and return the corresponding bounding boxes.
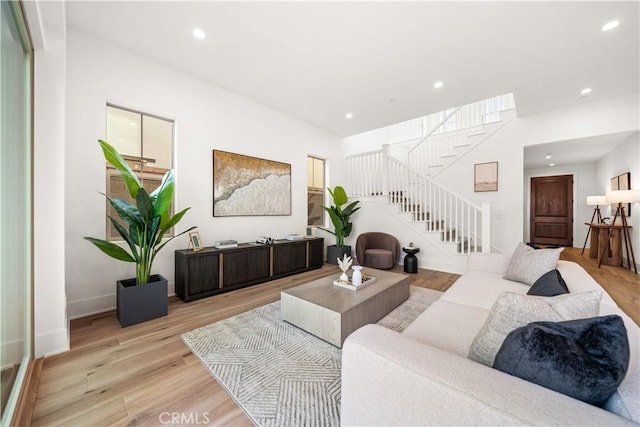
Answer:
[280,268,410,347]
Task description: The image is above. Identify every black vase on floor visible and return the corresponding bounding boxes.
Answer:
[326,245,352,265]
[117,274,168,327]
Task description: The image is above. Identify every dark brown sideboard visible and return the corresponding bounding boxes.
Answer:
[175,237,324,302]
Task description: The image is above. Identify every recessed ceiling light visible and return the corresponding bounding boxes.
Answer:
[549,163,555,167]
[601,20,620,32]
[434,81,444,89]
[580,87,592,96]
[545,154,552,159]
[345,113,353,119]
[193,28,206,40]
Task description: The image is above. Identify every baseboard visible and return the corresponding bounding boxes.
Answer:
[10,357,43,427]
[67,293,116,319]
[67,285,176,320]
[1,339,24,369]
[35,328,69,358]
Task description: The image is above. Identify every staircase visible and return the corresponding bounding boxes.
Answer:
[346,94,515,259]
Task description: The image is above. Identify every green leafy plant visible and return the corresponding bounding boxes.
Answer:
[320,185,360,248]
[84,139,196,285]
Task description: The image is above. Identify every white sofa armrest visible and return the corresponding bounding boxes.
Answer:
[466,252,512,275]
[341,325,635,426]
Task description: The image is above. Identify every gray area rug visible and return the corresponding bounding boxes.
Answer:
[181,286,442,427]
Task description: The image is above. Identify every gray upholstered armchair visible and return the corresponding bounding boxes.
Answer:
[355,232,400,270]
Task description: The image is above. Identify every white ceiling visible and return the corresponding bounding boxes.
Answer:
[65,1,639,137]
[523,131,637,169]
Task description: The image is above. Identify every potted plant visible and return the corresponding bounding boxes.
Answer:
[84,140,196,327]
[320,185,360,265]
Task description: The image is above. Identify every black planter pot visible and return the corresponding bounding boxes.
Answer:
[326,245,352,265]
[117,274,168,327]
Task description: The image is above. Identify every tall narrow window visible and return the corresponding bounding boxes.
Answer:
[307,156,325,226]
[1,1,32,423]
[105,105,174,240]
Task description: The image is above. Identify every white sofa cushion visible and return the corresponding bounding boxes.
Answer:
[468,290,602,366]
[440,269,531,310]
[402,300,488,357]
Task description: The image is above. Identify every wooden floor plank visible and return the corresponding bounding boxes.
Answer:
[31,255,637,426]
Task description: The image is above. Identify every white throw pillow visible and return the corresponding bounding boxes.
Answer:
[468,290,602,367]
[503,243,564,285]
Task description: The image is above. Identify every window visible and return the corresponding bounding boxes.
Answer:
[1,1,32,422]
[105,105,174,240]
[307,156,325,226]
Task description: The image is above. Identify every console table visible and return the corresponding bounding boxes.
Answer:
[585,223,629,267]
[175,237,324,301]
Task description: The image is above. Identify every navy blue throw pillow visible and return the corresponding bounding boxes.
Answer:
[493,315,629,407]
[527,269,569,297]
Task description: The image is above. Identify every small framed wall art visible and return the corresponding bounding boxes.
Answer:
[189,231,204,252]
[474,161,498,192]
[304,225,316,239]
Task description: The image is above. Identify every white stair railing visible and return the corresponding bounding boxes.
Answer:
[405,93,515,173]
[347,149,491,254]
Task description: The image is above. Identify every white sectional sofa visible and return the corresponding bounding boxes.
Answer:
[341,252,639,426]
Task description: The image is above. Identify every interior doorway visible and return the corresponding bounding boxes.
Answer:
[530,175,574,246]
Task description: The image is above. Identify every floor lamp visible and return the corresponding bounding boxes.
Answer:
[581,195,607,255]
[600,190,640,274]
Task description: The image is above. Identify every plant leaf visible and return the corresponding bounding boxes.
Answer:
[84,237,136,262]
[156,207,191,244]
[106,196,143,227]
[147,215,161,244]
[342,201,360,217]
[109,217,139,261]
[153,226,197,255]
[151,170,174,217]
[98,139,142,199]
[136,187,155,223]
[332,186,348,206]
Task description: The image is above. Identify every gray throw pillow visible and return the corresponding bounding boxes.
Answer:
[503,242,564,285]
[468,290,602,367]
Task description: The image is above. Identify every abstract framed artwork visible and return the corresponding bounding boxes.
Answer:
[213,150,291,216]
[474,161,498,192]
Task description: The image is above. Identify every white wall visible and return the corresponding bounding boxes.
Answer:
[343,93,639,259]
[596,132,640,270]
[524,162,598,249]
[34,39,69,357]
[65,29,343,318]
[23,0,70,357]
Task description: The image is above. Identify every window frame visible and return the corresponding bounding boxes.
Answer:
[307,155,326,227]
[105,104,175,241]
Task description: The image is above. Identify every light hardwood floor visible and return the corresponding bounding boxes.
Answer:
[31,249,638,426]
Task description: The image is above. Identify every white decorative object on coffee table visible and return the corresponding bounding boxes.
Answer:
[333,275,376,290]
[337,253,353,282]
[352,265,363,286]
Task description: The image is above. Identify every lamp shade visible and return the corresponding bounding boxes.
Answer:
[586,195,608,206]
[606,190,640,204]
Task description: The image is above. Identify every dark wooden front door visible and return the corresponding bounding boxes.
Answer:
[530,175,573,246]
